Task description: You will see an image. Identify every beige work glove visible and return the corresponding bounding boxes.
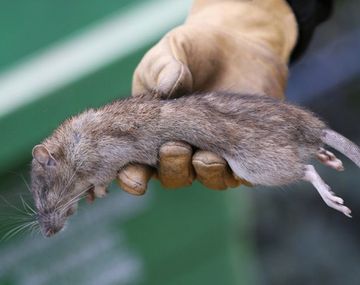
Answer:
[116,0,298,195]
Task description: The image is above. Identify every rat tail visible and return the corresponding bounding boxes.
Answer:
[322,129,360,168]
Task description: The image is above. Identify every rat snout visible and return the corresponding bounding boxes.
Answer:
[39,213,66,238]
[43,226,62,237]
[41,222,64,237]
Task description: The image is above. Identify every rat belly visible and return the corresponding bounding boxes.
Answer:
[224,154,305,186]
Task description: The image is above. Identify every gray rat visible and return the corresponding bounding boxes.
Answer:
[30,92,360,237]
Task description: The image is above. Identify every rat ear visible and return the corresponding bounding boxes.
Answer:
[32,145,57,167]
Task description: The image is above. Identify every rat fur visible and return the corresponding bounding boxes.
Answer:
[30,92,360,237]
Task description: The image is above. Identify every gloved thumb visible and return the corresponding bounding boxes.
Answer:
[132,29,193,98]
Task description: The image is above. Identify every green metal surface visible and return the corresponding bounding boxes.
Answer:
[0,0,143,70]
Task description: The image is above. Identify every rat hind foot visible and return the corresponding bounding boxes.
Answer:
[303,165,351,217]
[317,148,344,171]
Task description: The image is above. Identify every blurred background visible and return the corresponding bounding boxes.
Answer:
[0,0,359,284]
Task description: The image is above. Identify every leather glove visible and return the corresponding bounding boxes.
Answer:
[116,0,298,195]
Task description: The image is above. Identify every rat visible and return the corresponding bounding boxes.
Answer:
[30,92,360,237]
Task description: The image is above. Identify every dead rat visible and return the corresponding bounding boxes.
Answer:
[30,92,360,237]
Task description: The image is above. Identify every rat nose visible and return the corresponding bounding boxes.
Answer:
[39,211,65,237]
[43,226,62,237]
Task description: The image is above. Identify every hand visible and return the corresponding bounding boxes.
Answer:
[116,0,296,195]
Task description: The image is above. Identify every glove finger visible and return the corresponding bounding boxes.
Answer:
[158,141,195,188]
[192,150,243,190]
[132,31,193,98]
[117,164,154,196]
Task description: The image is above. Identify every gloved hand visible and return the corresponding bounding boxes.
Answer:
[116,0,298,195]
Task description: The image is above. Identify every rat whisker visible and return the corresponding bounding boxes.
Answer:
[19,173,32,193]
[0,195,37,241]
[56,185,92,213]
[8,171,32,194]
[7,222,37,240]
[0,214,37,230]
[29,222,41,237]
[65,160,85,190]
[57,191,85,211]
[1,221,38,241]
[1,226,22,241]
[58,186,92,211]
[59,186,91,209]
[19,194,36,215]
[55,160,85,208]
[0,195,32,217]
[0,214,36,223]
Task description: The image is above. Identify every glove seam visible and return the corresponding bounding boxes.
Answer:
[192,160,227,167]
[167,36,191,98]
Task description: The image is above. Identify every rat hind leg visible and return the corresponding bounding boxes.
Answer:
[225,156,304,186]
[303,165,351,217]
[317,148,344,171]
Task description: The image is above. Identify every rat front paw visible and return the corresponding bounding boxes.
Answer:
[86,185,108,203]
[94,185,108,198]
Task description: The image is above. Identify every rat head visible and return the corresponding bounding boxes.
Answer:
[31,144,90,237]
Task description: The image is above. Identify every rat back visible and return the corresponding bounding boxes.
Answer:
[161,92,327,186]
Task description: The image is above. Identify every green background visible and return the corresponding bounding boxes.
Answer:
[0,1,256,284]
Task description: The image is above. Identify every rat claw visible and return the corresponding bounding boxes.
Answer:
[86,187,95,204]
[342,207,352,218]
[328,194,344,205]
[317,153,328,162]
[317,149,344,172]
[337,198,344,205]
[94,185,108,198]
[86,185,107,203]
[304,165,351,218]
